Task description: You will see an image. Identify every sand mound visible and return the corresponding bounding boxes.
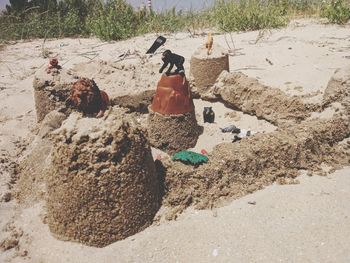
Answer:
[47,108,160,247]
[148,108,201,155]
[15,111,67,203]
[208,71,311,125]
[190,44,229,93]
[33,69,76,122]
[323,65,350,107]
[110,90,155,112]
[161,117,350,216]
[71,59,160,98]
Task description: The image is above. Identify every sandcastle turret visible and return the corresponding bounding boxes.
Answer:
[147,74,200,154]
[47,108,160,247]
[33,59,74,122]
[190,43,229,93]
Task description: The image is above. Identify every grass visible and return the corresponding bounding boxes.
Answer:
[321,0,350,24]
[0,0,349,42]
[212,0,288,32]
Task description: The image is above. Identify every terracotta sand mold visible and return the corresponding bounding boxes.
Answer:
[151,74,194,115]
[148,74,200,154]
[15,58,350,245]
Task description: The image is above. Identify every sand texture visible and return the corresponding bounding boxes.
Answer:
[190,44,229,92]
[147,108,201,154]
[110,90,155,112]
[33,69,76,122]
[70,59,160,98]
[15,110,66,203]
[323,65,350,107]
[162,117,350,215]
[46,108,160,247]
[1,19,350,262]
[210,71,312,125]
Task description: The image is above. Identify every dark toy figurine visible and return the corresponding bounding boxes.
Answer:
[159,50,185,75]
[203,107,215,123]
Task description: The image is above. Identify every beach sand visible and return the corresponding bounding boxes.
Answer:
[0,19,349,262]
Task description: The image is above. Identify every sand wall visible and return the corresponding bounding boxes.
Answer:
[209,71,311,125]
[162,117,350,216]
[323,65,350,108]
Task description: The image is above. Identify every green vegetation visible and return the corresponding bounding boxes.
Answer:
[86,0,136,41]
[212,0,288,32]
[321,0,350,24]
[0,0,349,42]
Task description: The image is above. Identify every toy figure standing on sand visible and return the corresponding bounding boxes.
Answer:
[206,33,213,55]
[159,50,185,76]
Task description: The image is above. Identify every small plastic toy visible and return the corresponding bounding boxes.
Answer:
[172,150,209,166]
[46,58,61,73]
[159,50,185,76]
[203,107,215,123]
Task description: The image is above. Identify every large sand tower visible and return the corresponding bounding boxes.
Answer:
[47,108,160,247]
[148,74,200,154]
[190,44,229,93]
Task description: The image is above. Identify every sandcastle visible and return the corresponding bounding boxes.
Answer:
[16,39,350,246]
[46,108,160,247]
[190,44,229,93]
[147,74,200,154]
[33,68,75,122]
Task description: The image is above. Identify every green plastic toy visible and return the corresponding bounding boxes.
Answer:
[172,150,209,166]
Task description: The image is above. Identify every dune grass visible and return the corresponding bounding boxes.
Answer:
[0,0,349,42]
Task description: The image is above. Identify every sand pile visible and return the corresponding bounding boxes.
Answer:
[70,59,161,112]
[110,90,155,113]
[209,71,311,125]
[15,111,67,203]
[323,65,350,108]
[148,109,201,155]
[190,44,229,93]
[33,69,76,122]
[71,59,160,109]
[46,108,160,247]
[161,116,350,216]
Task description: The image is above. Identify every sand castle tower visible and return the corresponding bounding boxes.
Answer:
[33,62,74,122]
[190,43,229,93]
[147,74,200,154]
[47,108,160,247]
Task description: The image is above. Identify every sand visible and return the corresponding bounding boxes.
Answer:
[1,18,350,262]
[47,109,160,247]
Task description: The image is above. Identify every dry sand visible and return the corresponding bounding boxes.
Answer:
[0,19,350,262]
